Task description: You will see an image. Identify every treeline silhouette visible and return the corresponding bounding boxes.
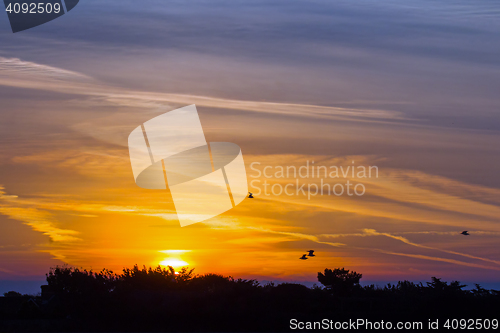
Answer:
[0,266,499,332]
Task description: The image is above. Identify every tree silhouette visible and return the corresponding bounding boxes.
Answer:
[471,283,491,297]
[3,291,23,297]
[1,265,498,332]
[425,277,466,296]
[317,267,362,296]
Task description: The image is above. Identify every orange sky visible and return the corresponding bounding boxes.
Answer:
[0,1,500,291]
[0,56,499,289]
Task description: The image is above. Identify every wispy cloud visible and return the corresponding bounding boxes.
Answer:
[359,229,500,266]
[0,186,80,242]
[248,154,500,231]
[369,249,500,272]
[0,57,91,81]
[0,57,402,122]
[206,219,500,271]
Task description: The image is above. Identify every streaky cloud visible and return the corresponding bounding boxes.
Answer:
[0,186,80,242]
[0,57,402,123]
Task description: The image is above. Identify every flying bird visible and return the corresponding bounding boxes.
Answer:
[461,231,470,236]
[307,250,315,257]
[248,192,254,199]
[299,254,308,260]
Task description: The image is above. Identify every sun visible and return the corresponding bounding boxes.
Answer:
[159,259,189,268]
[158,250,191,268]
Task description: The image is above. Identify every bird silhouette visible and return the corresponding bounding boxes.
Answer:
[461,231,470,236]
[299,254,308,260]
[307,250,315,257]
[248,192,254,199]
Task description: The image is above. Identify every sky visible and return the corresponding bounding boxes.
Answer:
[0,0,499,294]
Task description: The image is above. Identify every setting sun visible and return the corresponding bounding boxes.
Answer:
[158,250,190,268]
[159,259,189,268]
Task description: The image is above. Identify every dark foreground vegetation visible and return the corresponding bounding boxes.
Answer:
[0,266,499,332]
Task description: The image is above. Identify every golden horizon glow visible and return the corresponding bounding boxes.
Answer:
[159,259,189,268]
[159,250,191,254]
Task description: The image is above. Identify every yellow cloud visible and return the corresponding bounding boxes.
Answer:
[0,187,80,242]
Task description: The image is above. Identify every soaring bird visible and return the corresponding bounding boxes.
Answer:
[299,254,308,260]
[248,192,254,199]
[461,231,470,236]
[307,250,315,257]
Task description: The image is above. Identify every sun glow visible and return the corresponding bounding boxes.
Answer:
[159,250,191,254]
[158,250,191,268]
[159,259,189,267]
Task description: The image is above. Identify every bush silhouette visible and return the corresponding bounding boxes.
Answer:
[0,265,498,332]
[317,267,362,296]
[3,291,23,297]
